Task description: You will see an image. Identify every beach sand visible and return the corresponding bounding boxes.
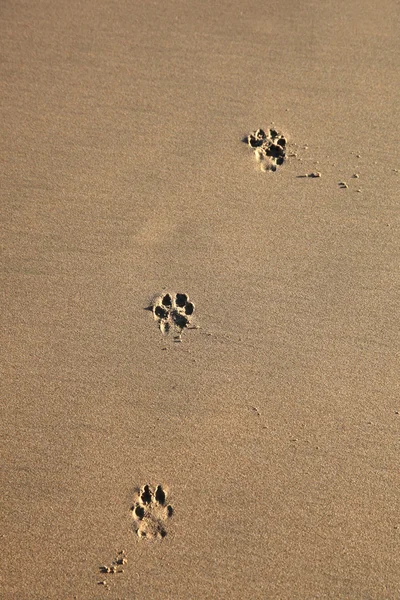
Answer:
[1,1,399,598]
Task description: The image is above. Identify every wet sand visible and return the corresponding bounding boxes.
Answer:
[1,1,399,598]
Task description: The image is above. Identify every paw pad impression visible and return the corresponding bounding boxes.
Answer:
[131,484,173,540]
[246,127,287,172]
[152,292,195,337]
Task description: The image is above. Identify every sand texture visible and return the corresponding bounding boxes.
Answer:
[1,1,399,598]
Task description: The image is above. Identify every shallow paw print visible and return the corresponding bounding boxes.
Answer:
[246,127,287,172]
[152,292,195,338]
[131,484,173,540]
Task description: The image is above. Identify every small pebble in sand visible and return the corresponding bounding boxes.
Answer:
[356,189,362,193]
[352,173,359,178]
[339,181,348,188]
[307,172,321,178]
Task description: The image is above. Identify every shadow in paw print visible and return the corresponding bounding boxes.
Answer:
[161,294,172,307]
[131,484,173,540]
[245,127,287,172]
[151,292,196,340]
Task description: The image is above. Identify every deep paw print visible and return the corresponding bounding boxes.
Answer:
[131,484,173,540]
[246,127,287,172]
[152,292,195,338]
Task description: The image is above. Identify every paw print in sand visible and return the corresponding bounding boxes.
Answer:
[246,127,287,172]
[131,484,173,540]
[152,292,195,338]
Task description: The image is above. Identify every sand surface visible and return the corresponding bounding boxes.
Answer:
[1,1,399,598]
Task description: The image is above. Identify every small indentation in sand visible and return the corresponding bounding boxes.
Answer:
[99,549,127,582]
[297,172,321,179]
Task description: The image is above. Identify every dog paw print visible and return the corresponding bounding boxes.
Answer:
[152,292,195,338]
[246,127,287,172]
[131,484,173,540]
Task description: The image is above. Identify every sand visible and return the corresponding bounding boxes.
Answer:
[1,1,399,598]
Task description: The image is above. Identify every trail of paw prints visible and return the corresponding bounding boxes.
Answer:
[246,127,287,172]
[97,550,127,588]
[131,484,173,540]
[152,292,196,340]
